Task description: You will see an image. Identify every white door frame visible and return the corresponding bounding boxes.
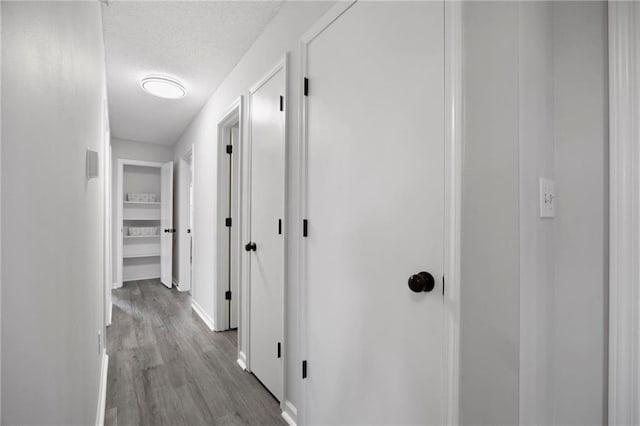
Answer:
[296,2,462,424]
[105,143,113,326]
[215,97,244,336]
[115,158,168,287]
[608,3,640,425]
[103,98,113,327]
[245,54,288,404]
[178,148,193,293]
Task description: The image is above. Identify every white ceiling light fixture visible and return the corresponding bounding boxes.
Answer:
[141,75,186,99]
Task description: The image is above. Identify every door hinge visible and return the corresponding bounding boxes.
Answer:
[225,290,232,300]
[279,95,284,112]
[278,218,282,235]
[226,144,232,154]
[303,219,308,237]
[304,77,309,96]
[442,276,445,296]
[225,217,232,227]
[277,342,282,359]
[302,360,307,379]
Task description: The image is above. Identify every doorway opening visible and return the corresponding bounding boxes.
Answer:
[216,98,242,333]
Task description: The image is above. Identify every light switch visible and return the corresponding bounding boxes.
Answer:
[86,149,99,179]
[539,178,555,218]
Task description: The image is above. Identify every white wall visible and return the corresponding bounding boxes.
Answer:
[1,2,108,424]
[173,1,334,414]
[519,3,555,424]
[460,3,521,424]
[462,2,608,425]
[550,3,608,424]
[111,137,173,283]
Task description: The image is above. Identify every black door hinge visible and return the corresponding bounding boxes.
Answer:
[279,95,284,111]
[302,360,307,379]
[225,290,232,300]
[278,219,282,235]
[304,78,309,96]
[226,145,232,154]
[277,342,282,359]
[442,276,445,296]
[303,219,308,237]
[225,217,232,227]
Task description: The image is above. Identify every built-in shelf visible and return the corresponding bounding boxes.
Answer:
[124,201,161,205]
[123,253,160,259]
[123,217,160,221]
[124,235,160,239]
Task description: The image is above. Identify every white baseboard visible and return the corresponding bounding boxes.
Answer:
[281,400,297,426]
[237,351,247,370]
[112,281,122,289]
[95,350,109,426]
[191,300,215,331]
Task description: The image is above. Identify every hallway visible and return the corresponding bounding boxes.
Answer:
[106,280,284,426]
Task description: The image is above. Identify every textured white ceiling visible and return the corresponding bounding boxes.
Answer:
[102,1,282,145]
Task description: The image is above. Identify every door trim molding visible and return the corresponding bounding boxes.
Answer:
[296,1,462,424]
[177,146,193,294]
[443,1,462,424]
[246,54,288,405]
[608,3,640,425]
[215,97,243,332]
[115,158,166,286]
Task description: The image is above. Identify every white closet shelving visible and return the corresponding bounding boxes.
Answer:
[116,159,173,288]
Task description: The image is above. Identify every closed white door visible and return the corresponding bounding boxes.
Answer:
[248,62,286,400]
[160,161,173,288]
[304,2,445,424]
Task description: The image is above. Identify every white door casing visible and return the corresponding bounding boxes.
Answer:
[301,2,446,424]
[608,2,640,425]
[248,57,287,401]
[161,161,174,288]
[179,152,193,292]
[230,126,240,329]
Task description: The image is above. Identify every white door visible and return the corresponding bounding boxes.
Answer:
[304,2,445,424]
[160,161,174,288]
[248,63,286,400]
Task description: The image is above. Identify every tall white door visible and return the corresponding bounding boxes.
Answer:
[248,63,286,400]
[304,2,445,424]
[160,161,174,288]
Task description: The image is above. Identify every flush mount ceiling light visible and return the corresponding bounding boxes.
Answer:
[140,75,186,99]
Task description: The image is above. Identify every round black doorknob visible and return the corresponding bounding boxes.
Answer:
[244,242,257,252]
[408,271,435,293]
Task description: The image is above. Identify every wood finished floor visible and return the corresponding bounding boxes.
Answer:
[105,279,285,426]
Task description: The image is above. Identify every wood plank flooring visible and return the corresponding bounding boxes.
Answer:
[106,279,285,426]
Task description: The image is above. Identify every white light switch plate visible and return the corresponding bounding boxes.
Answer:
[539,178,555,218]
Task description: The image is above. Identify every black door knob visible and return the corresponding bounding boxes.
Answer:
[164,229,169,233]
[408,271,435,293]
[245,242,257,252]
